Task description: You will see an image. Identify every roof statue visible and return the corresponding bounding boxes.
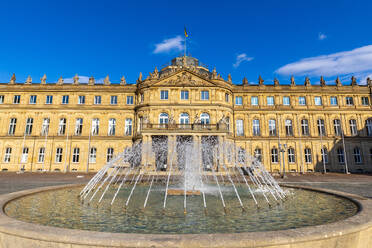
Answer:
[367,77,372,86]
[88,76,95,85]
[351,76,357,86]
[137,72,143,84]
[9,74,16,84]
[104,75,110,85]
[304,77,311,86]
[290,75,295,86]
[25,75,32,84]
[73,74,79,85]
[320,76,326,87]
[40,74,47,84]
[242,77,248,86]
[217,74,223,80]
[274,78,279,86]
[335,76,342,87]
[150,67,159,80]
[258,75,264,85]
[227,74,232,83]
[57,76,64,85]
[211,67,217,80]
[120,76,126,85]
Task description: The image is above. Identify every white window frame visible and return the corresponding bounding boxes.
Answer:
[285,119,293,136]
[267,96,274,106]
[298,96,306,106]
[21,147,29,163]
[181,90,189,100]
[330,96,338,106]
[283,96,290,106]
[4,147,11,163]
[8,118,17,135]
[200,91,209,100]
[55,148,63,163]
[353,147,362,164]
[301,119,309,136]
[304,148,312,163]
[110,95,118,105]
[0,95,4,104]
[89,147,97,163]
[62,95,69,104]
[91,118,99,136]
[38,147,45,163]
[366,119,372,136]
[200,113,210,125]
[333,119,342,136]
[314,96,322,106]
[268,119,276,136]
[46,95,53,104]
[25,118,33,135]
[125,118,132,136]
[236,119,244,136]
[271,148,278,163]
[251,96,258,106]
[13,95,21,104]
[345,97,354,106]
[58,118,66,135]
[349,119,357,136]
[107,148,114,162]
[160,90,169,100]
[235,96,243,106]
[253,119,260,136]
[321,147,328,163]
[361,97,369,106]
[179,113,189,125]
[75,118,83,136]
[288,148,295,163]
[317,119,326,136]
[126,96,134,105]
[78,95,85,104]
[337,148,345,164]
[29,95,37,104]
[108,118,116,136]
[72,147,80,163]
[94,96,101,105]
[41,118,50,136]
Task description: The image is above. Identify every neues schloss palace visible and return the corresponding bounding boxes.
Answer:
[1,56,371,173]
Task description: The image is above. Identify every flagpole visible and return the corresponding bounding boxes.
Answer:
[184,34,186,57]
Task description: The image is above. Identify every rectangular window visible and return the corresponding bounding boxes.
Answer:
[181,90,189,100]
[366,119,372,136]
[126,96,134,105]
[337,148,345,164]
[330,96,338,106]
[236,119,244,136]
[140,94,144,103]
[299,96,306,106]
[301,119,309,136]
[25,118,33,135]
[0,95,4,104]
[253,119,260,136]
[200,91,209,100]
[75,118,83,135]
[333,119,342,136]
[110,96,118,105]
[13,95,20,104]
[55,148,63,163]
[108,118,116,136]
[251,96,258,106]
[62,95,69,104]
[283,96,290,106]
[361,97,369,106]
[353,147,362,164]
[235,96,243,106]
[321,148,328,163]
[285,119,293,136]
[58,118,66,135]
[46,95,53,104]
[345,97,354,106]
[317,119,326,136]
[160,90,169,100]
[72,148,80,163]
[225,93,229,102]
[38,147,45,163]
[125,118,133,136]
[89,147,97,163]
[314,96,322,106]
[107,148,114,162]
[4,147,11,163]
[267,96,274,106]
[21,147,29,163]
[94,96,101,105]
[29,95,37,104]
[78,95,85,104]
[8,118,17,135]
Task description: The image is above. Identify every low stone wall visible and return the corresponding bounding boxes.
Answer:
[0,184,371,248]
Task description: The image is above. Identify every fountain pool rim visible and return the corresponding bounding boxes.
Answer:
[0,183,372,248]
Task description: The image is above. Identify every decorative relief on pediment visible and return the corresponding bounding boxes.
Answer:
[154,72,216,87]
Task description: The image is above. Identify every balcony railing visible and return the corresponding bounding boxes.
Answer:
[140,123,229,132]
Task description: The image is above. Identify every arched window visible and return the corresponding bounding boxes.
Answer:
[317,119,326,136]
[333,119,341,136]
[365,119,372,136]
[353,147,362,164]
[349,119,357,136]
[321,147,328,163]
[268,119,276,136]
[337,147,345,164]
[159,113,169,125]
[108,118,116,136]
[304,148,312,163]
[271,147,278,163]
[125,118,133,135]
[254,148,262,162]
[200,113,210,125]
[288,147,295,163]
[285,119,293,136]
[179,113,189,124]
[236,119,244,136]
[253,119,260,136]
[91,118,99,135]
[89,147,97,163]
[301,119,309,136]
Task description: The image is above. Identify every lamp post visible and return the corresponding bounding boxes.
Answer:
[279,143,287,178]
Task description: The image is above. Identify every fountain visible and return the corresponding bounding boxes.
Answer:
[1,137,371,247]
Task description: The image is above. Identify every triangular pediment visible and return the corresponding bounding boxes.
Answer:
[149,71,219,87]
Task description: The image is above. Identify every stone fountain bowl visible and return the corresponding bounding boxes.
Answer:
[0,184,371,248]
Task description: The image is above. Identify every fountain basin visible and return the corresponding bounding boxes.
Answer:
[167,189,201,195]
[0,184,372,247]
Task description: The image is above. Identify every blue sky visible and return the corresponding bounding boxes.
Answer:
[0,0,371,85]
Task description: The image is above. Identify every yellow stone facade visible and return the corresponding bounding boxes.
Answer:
[0,56,371,173]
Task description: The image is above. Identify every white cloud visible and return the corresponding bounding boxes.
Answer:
[233,53,254,68]
[318,32,327,40]
[56,76,105,84]
[153,36,183,54]
[275,45,372,79]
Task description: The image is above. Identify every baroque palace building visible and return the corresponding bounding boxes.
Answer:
[0,56,371,173]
